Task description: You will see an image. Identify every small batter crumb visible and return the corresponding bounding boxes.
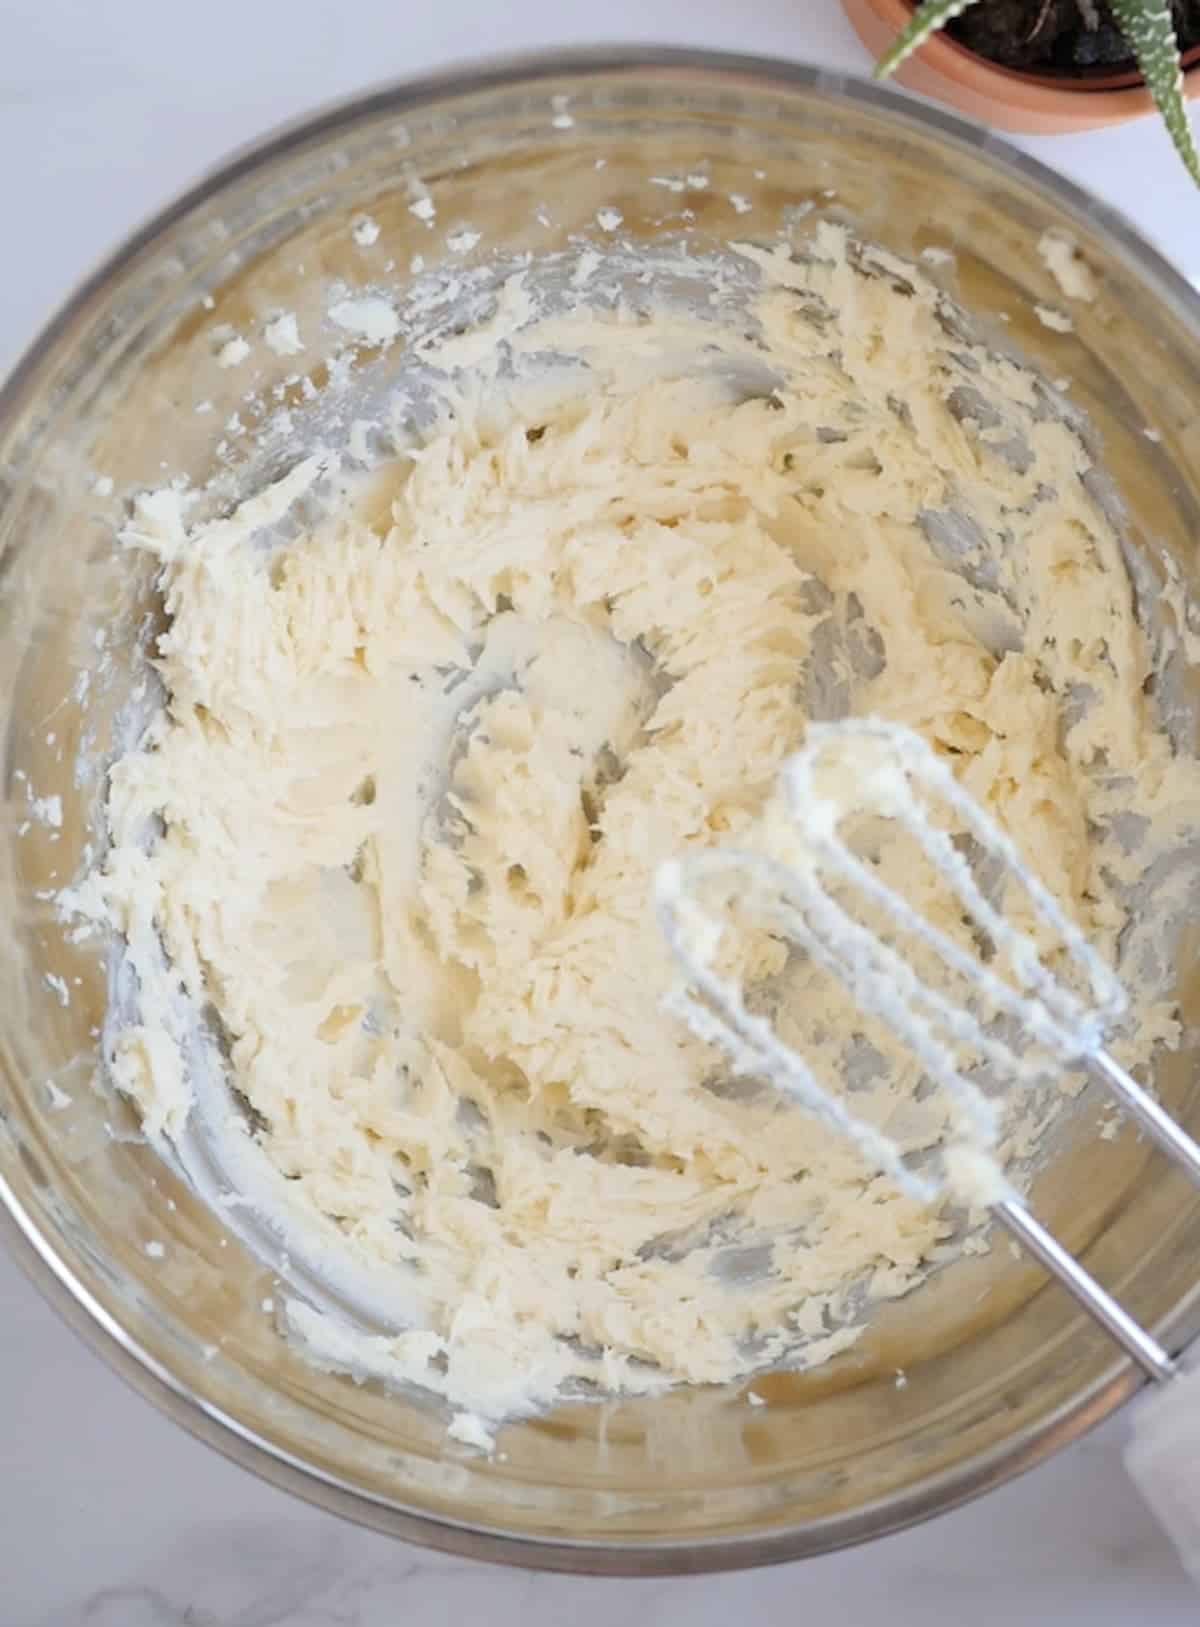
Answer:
[447,228,482,255]
[217,335,251,368]
[264,313,305,356]
[1038,229,1097,304]
[1035,303,1074,334]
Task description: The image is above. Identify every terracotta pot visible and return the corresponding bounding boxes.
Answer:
[842,0,1200,134]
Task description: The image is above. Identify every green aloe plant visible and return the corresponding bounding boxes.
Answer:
[876,0,1200,186]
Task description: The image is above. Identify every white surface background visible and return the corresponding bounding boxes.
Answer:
[3,2,1199,1622]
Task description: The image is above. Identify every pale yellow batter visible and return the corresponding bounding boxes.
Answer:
[77,226,1199,1428]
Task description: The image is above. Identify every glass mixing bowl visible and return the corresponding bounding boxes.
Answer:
[3,47,1200,1575]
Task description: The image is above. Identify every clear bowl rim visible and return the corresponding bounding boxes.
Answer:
[4,43,1200,1576]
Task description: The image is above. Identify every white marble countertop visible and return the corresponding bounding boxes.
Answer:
[4,1,1199,1620]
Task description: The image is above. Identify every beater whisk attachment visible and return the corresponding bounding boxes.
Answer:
[657,719,1200,1382]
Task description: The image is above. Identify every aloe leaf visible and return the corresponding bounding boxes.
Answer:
[875,0,988,78]
[1109,0,1200,187]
